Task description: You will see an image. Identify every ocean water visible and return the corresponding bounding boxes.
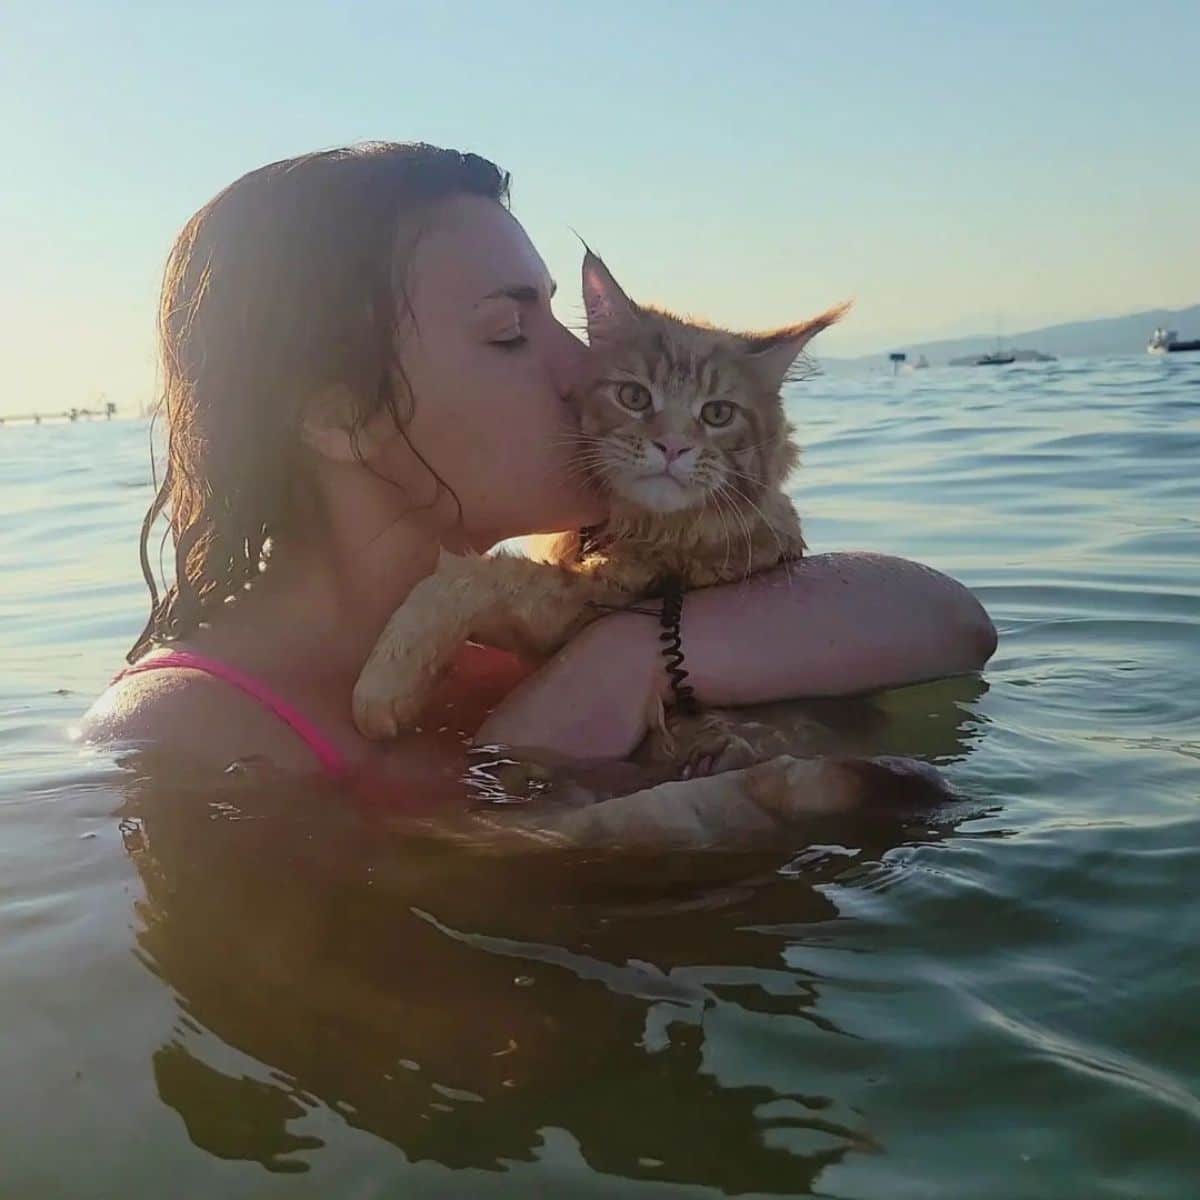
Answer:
[2,356,1198,1198]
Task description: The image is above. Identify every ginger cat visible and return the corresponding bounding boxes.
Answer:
[352,250,848,774]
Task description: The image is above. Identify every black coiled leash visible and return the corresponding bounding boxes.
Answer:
[656,575,699,717]
[587,573,698,717]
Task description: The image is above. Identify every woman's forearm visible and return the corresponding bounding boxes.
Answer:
[477,552,996,760]
[475,611,661,758]
[681,552,996,706]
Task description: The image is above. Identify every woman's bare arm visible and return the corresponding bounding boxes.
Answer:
[679,551,996,705]
[476,552,997,759]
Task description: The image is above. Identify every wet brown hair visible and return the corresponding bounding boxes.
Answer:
[129,142,509,661]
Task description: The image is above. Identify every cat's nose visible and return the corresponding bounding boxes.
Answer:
[651,436,691,463]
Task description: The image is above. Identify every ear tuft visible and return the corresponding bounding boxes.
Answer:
[743,300,852,391]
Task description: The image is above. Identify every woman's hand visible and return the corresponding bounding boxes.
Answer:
[476,552,997,760]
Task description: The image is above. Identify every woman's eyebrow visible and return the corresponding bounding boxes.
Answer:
[477,279,558,306]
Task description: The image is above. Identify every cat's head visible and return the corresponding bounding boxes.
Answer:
[575,250,847,517]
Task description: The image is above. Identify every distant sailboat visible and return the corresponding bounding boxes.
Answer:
[973,316,1015,366]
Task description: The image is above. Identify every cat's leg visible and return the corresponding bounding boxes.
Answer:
[353,550,489,738]
[534,753,952,850]
[395,753,953,853]
[353,551,616,739]
[644,709,761,778]
[465,551,621,659]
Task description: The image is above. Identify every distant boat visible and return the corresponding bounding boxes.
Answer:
[1148,328,1200,354]
[949,347,1055,366]
[973,324,1016,366]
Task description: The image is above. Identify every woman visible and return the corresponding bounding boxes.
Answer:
[84,142,995,789]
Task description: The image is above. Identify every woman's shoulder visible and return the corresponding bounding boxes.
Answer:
[83,640,536,781]
[83,660,321,772]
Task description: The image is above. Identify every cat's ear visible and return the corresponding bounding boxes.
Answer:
[582,249,639,334]
[743,301,852,390]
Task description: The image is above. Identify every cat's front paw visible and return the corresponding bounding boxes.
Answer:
[668,713,760,778]
[745,754,953,819]
[352,678,405,741]
[352,617,457,740]
[352,657,431,740]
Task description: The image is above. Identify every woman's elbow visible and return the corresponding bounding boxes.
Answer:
[860,552,997,673]
[947,585,998,669]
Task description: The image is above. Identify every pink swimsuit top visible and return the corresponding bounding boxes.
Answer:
[115,651,350,776]
[115,645,534,781]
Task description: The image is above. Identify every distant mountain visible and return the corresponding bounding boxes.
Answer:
[831,303,1200,368]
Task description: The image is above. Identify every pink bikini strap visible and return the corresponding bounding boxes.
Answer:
[116,650,349,777]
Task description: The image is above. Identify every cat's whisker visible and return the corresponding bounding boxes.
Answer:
[722,465,774,493]
[713,482,756,580]
[732,490,757,581]
[697,483,729,575]
[724,487,792,580]
[731,435,787,458]
[562,447,619,475]
[706,483,741,578]
[720,479,796,584]
[550,430,609,444]
[715,485,739,576]
[720,464,799,513]
[564,459,616,485]
[562,451,611,472]
[719,463,761,483]
[564,469,611,489]
[564,449,613,467]
[550,437,612,456]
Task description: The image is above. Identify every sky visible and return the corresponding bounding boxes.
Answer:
[1,0,1197,416]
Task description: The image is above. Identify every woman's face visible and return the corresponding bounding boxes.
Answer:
[371,194,605,548]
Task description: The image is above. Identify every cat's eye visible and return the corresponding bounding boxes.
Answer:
[700,400,737,427]
[616,382,653,413]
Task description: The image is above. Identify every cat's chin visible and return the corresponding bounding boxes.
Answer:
[615,475,705,515]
